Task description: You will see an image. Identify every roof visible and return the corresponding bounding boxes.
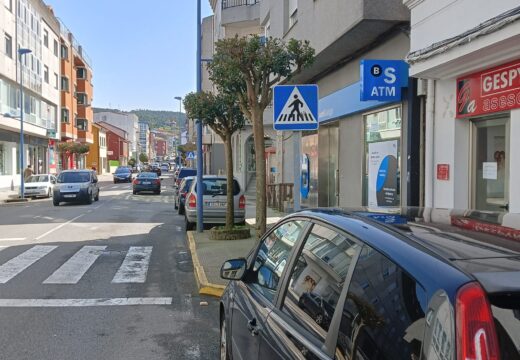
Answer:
[96,122,127,139]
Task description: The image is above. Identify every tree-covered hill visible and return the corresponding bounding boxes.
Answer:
[93,108,186,131]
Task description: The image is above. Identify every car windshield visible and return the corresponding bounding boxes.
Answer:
[115,168,130,174]
[138,172,158,179]
[57,172,91,183]
[26,175,49,183]
[193,178,240,196]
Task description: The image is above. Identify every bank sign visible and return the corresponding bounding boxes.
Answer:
[457,59,520,118]
[360,60,409,101]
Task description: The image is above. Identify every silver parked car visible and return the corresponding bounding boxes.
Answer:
[52,170,100,206]
[23,174,56,198]
[184,175,245,230]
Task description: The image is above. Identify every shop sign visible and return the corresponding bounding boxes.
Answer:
[368,140,399,209]
[437,164,450,181]
[457,59,520,118]
[360,60,409,101]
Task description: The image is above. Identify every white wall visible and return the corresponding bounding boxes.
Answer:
[409,0,520,52]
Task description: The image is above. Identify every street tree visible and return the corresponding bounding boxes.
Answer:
[208,35,315,236]
[184,91,245,230]
[139,153,148,164]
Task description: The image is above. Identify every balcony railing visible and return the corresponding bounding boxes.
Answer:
[222,0,258,9]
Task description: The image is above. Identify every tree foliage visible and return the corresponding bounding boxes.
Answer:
[183,91,245,229]
[139,153,149,163]
[207,35,315,236]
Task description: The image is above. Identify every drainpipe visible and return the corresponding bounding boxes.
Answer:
[424,79,435,209]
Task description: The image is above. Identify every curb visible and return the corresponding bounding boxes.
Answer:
[186,231,226,298]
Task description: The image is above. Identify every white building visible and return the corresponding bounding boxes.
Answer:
[138,122,149,162]
[94,110,139,159]
[405,0,520,228]
[0,0,60,189]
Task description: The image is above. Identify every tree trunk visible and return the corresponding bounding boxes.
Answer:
[224,134,234,230]
[252,109,267,237]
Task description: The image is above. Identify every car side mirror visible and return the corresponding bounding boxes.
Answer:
[220,258,247,281]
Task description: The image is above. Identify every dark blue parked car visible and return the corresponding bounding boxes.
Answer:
[219,209,520,360]
[113,166,132,183]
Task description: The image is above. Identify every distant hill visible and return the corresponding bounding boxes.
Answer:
[93,108,186,131]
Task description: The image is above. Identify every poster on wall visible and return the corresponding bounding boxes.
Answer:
[368,140,399,209]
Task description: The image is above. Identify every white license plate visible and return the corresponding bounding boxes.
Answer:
[142,181,151,185]
[206,202,226,207]
[64,194,76,198]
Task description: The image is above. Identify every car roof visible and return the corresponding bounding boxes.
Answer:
[287,209,520,294]
[60,170,91,173]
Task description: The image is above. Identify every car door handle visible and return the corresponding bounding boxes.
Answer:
[247,318,259,336]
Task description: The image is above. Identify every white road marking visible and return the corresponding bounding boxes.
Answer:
[112,246,152,283]
[34,214,85,240]
[43,246,106,284]
[0,238,26,241]
[0,297,172,307]
[0,245,57,283]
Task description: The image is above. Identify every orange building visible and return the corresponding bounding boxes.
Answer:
[58,21,94,170]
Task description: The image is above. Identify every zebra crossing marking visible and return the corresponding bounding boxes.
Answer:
[43,246,106,284]
[112,246,152,283]
[0,297,172,307]
[0,245,57,283]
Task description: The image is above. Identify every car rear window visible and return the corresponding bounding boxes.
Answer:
[57,172,91,183]
[193,178,240,196]
[137,172,158,178]
[178,169,196,179]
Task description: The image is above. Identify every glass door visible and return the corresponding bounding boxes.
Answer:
[472,118,509,212]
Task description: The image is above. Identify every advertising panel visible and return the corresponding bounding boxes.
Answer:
[368,140,399,209]
[457,59,520,118]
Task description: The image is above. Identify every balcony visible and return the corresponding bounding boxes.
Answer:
[221,0,260,28]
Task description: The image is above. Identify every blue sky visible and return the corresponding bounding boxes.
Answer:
[46,0,213,112]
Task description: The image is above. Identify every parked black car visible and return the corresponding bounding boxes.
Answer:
[174,176,194,215]
[175,168,196,187]
[150,165,162,177]
[219,209,520,360]
[113,166,132,183]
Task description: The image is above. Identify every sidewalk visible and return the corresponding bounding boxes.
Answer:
[0,186,20,202]
[187,200,288,297]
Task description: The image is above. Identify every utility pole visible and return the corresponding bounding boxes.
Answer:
[196,0,203,232]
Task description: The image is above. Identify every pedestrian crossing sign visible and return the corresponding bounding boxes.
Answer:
[273,85,319,131]
[186,152,196,160]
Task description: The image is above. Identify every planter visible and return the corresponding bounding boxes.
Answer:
[209,226,251,240]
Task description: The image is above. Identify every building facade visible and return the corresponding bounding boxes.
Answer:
[94,110,138,160]
[0,0,60,189]
[98,121,128,171]
[405,0,520,228]
[86,122,107,174]
[138,121,149,162]
[58,19,93,171]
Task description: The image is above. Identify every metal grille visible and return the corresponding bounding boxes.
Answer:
[222,0,258,9]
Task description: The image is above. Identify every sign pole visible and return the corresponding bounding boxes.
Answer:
[293,131,301,212]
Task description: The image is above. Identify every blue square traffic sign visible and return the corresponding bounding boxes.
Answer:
[273,85,319,131]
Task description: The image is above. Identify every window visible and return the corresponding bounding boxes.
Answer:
[77,93,88,105]
[249,220,307,302]
[60,44,68,59]
[44,65,49,83]
[76,67,87,79]
[5,33,12,58]
[43,29,48,47]
[61,108,69,123]
[76,118,88,130]
[280,223,359,353]
[54,73,58,89]
[53,39,58,56]
[4,0,12,12]
[61,76,69,92]
[288,0,298,28]
[335,246,426,360]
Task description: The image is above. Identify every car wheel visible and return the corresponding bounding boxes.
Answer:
[53,198,60,206]
[113,180,117,184]
[185,216,195,231]
[86,192,93,205]
[174,200,178,209]
[94,191,99,201]
[47,188,52,198]
[220,315,230,360]
[179,204,185,215]
[133,190,137,195]
[155,190,161,195]
[315,314,323,325]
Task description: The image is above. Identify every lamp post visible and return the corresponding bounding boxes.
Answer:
[196,0,203,232]
[18,48,32,199]
[174,96,182,162]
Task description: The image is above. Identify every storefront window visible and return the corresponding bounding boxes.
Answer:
[363,107,402,208]
[473,118,509,212]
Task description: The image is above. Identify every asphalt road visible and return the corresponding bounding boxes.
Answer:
[0,172,220,360]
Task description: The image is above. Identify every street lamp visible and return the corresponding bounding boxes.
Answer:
[18,48,32,199]
[174,96,182,151]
